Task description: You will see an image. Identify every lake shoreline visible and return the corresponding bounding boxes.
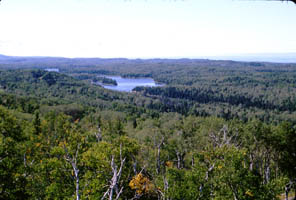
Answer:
[97,75,163,92]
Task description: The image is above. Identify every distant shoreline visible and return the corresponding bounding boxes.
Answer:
[1,53,296,64]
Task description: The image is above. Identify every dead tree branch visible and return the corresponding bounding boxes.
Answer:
[101,144,126,200]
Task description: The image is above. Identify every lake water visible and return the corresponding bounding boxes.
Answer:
[99,76,161,92]
[45,68,59,72]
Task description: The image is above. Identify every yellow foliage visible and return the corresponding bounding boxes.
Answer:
[58,142,63,147]
[165,161,173,168]
[35,142,41,147]
[26,148,31,154]
[245,190,254,197]
[217,165,223,169]
[129,173,155,195]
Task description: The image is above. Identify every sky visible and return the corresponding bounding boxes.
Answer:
[0,0,296,58]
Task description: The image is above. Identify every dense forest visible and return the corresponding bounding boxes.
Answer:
[0,55,296,199]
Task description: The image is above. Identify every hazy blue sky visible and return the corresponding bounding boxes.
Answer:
[0,0,295,58]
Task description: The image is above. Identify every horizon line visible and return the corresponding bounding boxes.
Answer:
[1,52,296,59]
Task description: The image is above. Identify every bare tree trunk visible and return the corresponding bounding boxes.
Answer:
[24,153,27,168]
[102,145,126,200]
[198,163,215,198]
[285,180,293,200]
[285,188,289,200]
[249,154,254,171]
[228,183,239,200]
[155,136,164,174]
[209,125,239,148]
[161,175,169,200]
[132,156,137,175]
[164,175,169,192]
[74,167,80,200]
[156,146,161,174]
[95,124,102,142]
[264,153,270,184]
[176,151,181,169]
[175,151,185,169]
[64,144,80,200]
[205,164,214,181]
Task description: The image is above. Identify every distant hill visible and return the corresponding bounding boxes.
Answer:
[208,53,296,63]
[0,53,295,65]
[0,54,12,60]
[0,54,127,64]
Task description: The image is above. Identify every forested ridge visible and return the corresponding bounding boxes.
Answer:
[0,56,296,199]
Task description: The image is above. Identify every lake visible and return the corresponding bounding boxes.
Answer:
[99,76,161,92]
[45,68,59,72]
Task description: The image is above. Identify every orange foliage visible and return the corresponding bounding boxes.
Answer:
[129,173,155,195]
